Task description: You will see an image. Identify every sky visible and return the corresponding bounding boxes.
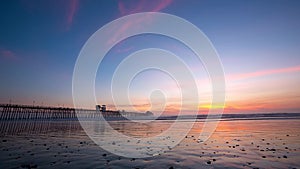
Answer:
[0,0,300,114]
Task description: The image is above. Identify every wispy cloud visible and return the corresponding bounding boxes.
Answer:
[109,0,173,46]
[118,0,172,16]
[228,65,300,81]
[66,0,79,30]
[223,96,300,113]
[0,49,19,61]
[115,46,134,54]
[21,0,79,31]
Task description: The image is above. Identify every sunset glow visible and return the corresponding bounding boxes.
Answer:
[0,1,300,168]
[0,0,299,115]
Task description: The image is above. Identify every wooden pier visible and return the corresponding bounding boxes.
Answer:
[0,104,151,120]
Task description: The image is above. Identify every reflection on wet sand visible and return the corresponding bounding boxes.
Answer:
[0,119,174,138]
[0,119,299,168]
[0,120,82,136]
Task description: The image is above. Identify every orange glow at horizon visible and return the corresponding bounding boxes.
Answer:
[142,65,299,114]
[10,65,298,114]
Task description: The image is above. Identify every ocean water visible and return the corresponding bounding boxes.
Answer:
[0,119,299,169]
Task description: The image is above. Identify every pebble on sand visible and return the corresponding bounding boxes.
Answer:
[21,164,38,168]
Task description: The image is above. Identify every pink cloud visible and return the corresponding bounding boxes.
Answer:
[0,49,19,61]
[109,0,173,46]
[152,0,173,12]
[228,65,300,81]
[118,0,172,16]
[20,0,79,31]
[115,46,134,54]
[66,0,79,30]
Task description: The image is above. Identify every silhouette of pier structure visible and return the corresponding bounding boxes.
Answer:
[0,120,83,136]
[0,104,152,120]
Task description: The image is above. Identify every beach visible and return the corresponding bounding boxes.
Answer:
[0,118,299,169]
[1,0,300,168]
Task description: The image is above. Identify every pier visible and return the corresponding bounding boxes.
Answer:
[0,104,151,120]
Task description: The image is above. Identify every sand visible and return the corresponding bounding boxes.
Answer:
[0,119,299,169]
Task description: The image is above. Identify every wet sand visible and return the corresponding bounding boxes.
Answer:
[0,119,299,169]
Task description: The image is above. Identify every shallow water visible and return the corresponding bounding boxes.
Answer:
[0,119,299,168]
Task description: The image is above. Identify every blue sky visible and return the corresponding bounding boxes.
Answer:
[0,0,300,113]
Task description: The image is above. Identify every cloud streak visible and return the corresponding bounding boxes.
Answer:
[118,0,172,16]
[0,49,19,61]
[228,65,300,81]
[20,0,79,31]
[108,0,173,46]
[66,0,79,30]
